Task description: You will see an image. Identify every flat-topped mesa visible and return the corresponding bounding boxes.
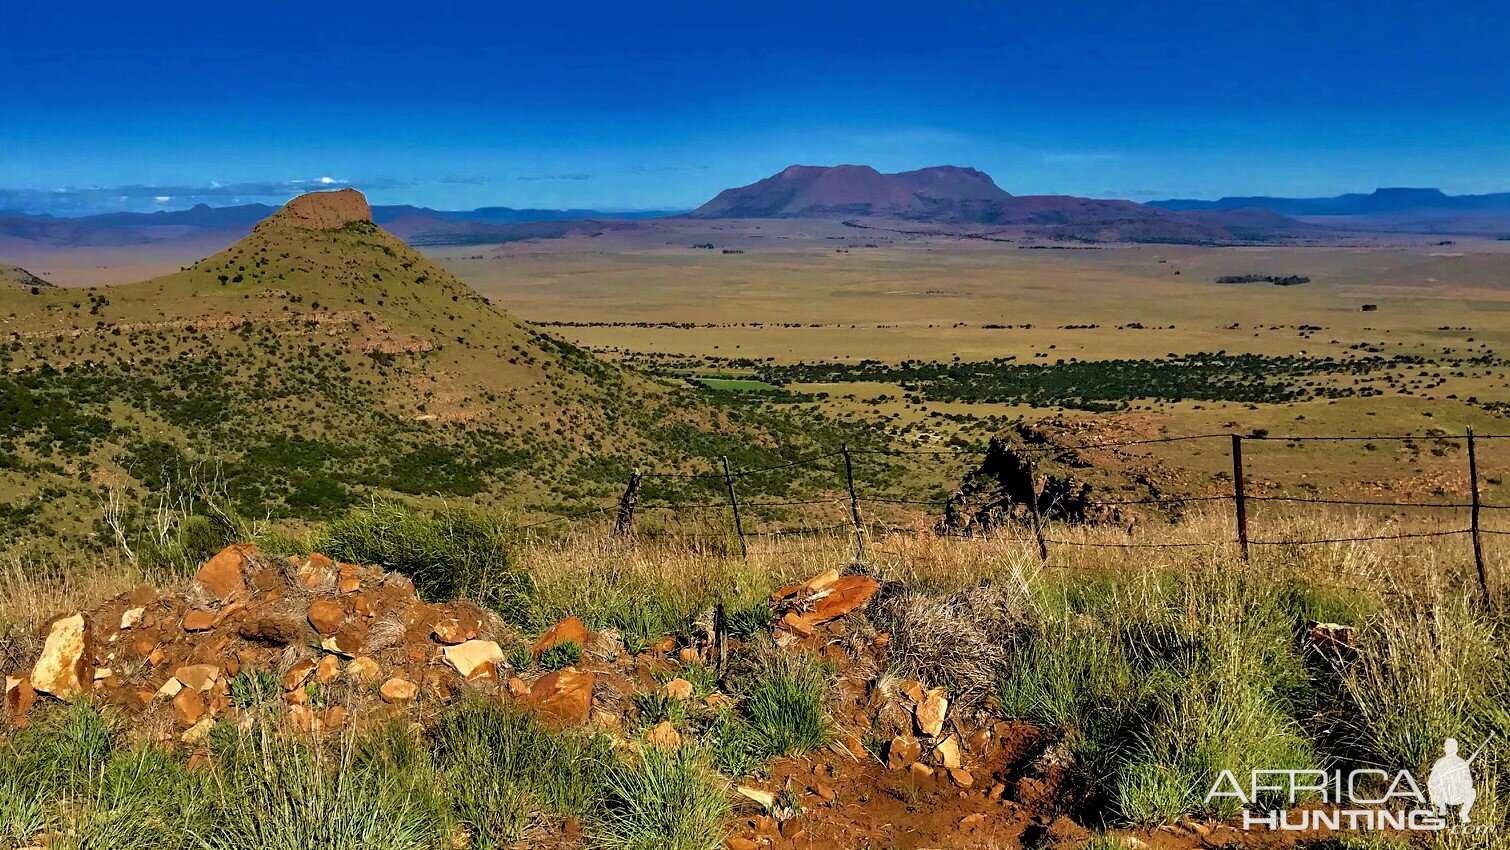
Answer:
[257,188,372,231]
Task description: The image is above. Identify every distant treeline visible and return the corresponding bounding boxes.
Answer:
[1217,274,1311,286]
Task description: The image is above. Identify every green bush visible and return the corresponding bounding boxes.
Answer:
[596,745,730,850]
[998,570,1317,825]
[431,698,613,825]
[318,502,533,620]
[740,654,830,760]
[229,669,283,708]
[196,731,445,850]
[632,691,689,727]
[538,639,583,671]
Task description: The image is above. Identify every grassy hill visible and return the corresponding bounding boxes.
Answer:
[0,263,50,289]
[0,190,860,550]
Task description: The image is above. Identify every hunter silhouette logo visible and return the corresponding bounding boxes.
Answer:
[1427,738,1486,824]
[1207,736,1495,834]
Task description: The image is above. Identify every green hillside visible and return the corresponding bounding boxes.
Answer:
[0,190,856,550]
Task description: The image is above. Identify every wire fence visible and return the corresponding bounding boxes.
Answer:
[513,429,1510,603]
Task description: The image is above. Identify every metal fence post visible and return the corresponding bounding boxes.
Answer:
[1468,428,1492,607]
[720,456,748,558]
[1232,434,1250,561]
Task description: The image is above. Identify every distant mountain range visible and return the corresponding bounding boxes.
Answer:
[1148,187,1510,216]
[7,170,1507,252]
[687,164,1318,244]
[0,203,674,247]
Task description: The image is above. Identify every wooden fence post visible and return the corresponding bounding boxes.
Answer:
[720,456,748,558]
[1026,459,1049,562]
[1467,428,1492,607]
[613,470,642,538]
[1232,434,1250,561]
[713,603,728,673]
[842,443,865,560]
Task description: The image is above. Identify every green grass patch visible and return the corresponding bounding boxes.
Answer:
[692,378,783,393]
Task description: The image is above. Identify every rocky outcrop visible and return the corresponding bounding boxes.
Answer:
[937,424,1169,534]
[258,188,372,231]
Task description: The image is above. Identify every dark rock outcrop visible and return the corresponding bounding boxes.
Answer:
[937,425,1170,535]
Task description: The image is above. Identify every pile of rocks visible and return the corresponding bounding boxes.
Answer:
[4,544,519,737]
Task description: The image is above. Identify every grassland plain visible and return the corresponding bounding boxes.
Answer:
[1,505,1506,849]
[423,233,1510,506]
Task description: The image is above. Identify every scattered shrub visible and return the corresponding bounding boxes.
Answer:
[740,653,830,759]
[872,581,1034,707]
[318,502,533,619]
[538,639,583,671]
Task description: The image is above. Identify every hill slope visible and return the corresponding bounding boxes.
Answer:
[0,263,51,288]
[0,190,844,548]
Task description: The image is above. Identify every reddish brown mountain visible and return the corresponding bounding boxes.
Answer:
[688,164,1010,219]
[685,164,1321,243]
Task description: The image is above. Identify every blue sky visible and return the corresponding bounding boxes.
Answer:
[2,0,1506,214]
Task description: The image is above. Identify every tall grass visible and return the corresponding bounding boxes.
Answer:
[596,745,730,850]
[1334,593,1510,809]
[197,729,446,850]
[3,506,1507,843]
[318,501,533,619]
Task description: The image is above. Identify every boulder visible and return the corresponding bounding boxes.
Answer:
[314,655,343,684]
[172,689,206,726]
[735,786,777,810]
[173,665,220,692]
[181,716,215,744]
[532,616,588,657]
[432,616,481,645]
[306,600,346,636]
[5,676,36,728]
[345,656,381,684]
[524,668,595,728]
[182,610,216,632]
[779,612,815,637]
[808,576,880,624]
[379,677,420,705]
[32,614,93,699]
[886,735,922,769]
[915,687,949,738]
[196,544,254,601]
[645,720,681,749]
[804,569,841,593]
[120,607,145,630]
[321,630,364,658]
[283,660,317,691]
[442,640,504,679]
[934,734,963,769]
[237,612,303,645]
